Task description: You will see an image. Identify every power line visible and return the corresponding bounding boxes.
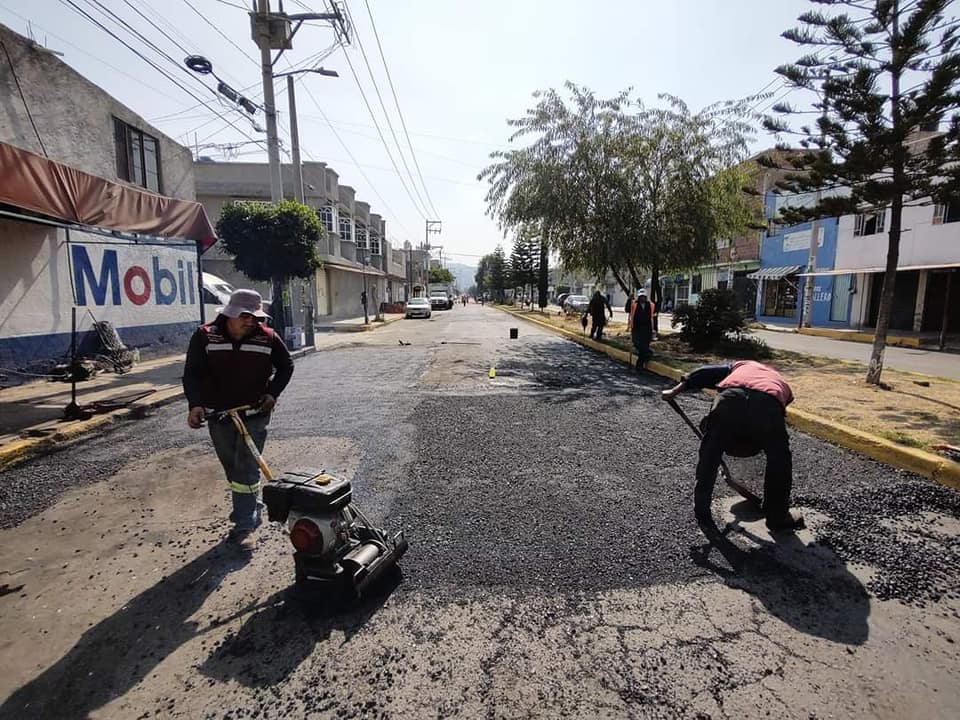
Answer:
[1,37,47,156]
[295,77,414,237]
[0,4,184,103]
[212,0,249,10]
[343,1,431,218]
[363,0,440,218]
[56,0,264,148]
[180,0,260,68]
[340,44,429,219]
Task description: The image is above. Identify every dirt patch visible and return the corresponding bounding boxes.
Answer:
[509,309,960,452]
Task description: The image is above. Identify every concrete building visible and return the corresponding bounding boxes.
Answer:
[811,202,959,337]
[194,159,405,326]
[0,23,214,369]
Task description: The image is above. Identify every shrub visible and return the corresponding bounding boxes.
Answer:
[715,336,773,360]
[671,288,747,351]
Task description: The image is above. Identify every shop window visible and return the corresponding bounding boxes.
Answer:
[854,211,885,236]
[114,118,161,192]
[692,274,702,294]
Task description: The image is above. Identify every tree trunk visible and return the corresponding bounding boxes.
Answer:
[538,231,549,310]
[651,267,662,334]
[272,277,286,339]
[610,267,630,295]
[866,198,901,385]
[867,0,901,387]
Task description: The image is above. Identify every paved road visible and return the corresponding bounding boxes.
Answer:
[0,304,958,719]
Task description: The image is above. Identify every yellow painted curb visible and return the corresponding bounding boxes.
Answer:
[798,326,921,348]
[500,306,960,490]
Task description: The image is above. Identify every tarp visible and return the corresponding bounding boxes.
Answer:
[0,141,217,251]
[747,265,802,280]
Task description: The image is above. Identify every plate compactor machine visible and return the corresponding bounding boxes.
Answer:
[214,406,408,599]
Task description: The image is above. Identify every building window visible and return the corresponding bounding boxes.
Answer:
[370,233,381,255]
[692,274,702,294]
[319,205,336,232]
[715,238,730,249]
[933,202,960,224]
[355,225,368,250]
[854,211,885,236]
[114,118,161,192]
[339,216,352,242]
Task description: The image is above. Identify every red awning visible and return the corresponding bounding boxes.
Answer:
[0,141,217,251]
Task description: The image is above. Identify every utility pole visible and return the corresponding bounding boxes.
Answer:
[800,67,831,329]
[287,75,303,203]
[256,0,283,203]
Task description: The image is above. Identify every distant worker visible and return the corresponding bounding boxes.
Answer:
[628,288,655,370]
[661,360,804,532]
[586,290,613,341]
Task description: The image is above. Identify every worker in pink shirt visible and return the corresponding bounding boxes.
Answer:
[662,360,804,532]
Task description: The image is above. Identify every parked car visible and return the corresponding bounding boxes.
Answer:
[563,294,589,315]
[430,292,452,310]
[556,292,570,308]
[405,297,432,319]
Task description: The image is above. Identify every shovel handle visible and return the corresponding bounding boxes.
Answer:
[664,397,762,508]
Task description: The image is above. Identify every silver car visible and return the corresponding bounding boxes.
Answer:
[405,297,432,319]
[563,294,589,315]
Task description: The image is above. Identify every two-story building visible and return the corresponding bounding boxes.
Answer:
[194,159,405,326]
[0,23,215,369]
[807,202,959,338]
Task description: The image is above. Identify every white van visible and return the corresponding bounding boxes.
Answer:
[201,272,273,324]
[201,272,236,322]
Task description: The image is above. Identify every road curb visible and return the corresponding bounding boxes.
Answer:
[797,326,922,348]
[499,306,960,490]
[0,345,320,472]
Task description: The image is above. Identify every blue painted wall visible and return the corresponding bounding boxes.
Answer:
[758,201,848,326]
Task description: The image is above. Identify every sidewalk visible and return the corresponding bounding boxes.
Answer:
[315,312,405,333]
[0,316,406,469]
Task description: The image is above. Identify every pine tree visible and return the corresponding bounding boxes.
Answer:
[767,0,960,384]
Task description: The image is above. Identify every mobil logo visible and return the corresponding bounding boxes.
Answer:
[71,243,197,307]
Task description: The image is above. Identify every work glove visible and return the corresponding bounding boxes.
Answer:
[258,394,277,414]
[188,406,205,429]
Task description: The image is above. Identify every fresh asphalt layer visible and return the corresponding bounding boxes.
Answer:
[0,304,957,719]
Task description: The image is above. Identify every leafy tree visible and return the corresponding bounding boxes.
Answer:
[766,0,960,385]
[429,266,454,284]
[490,245,508,302]
[480,83,761,314]
[216,200,323,337]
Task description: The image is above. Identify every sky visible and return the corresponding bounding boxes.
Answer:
[0,0,821,266]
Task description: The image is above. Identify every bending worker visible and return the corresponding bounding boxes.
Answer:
[661,360,804,532]
[183,289,294,539]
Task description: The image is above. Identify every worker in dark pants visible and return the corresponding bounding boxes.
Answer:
[628,288,655,370]
[586,290,613,340]
[662,360,804,532]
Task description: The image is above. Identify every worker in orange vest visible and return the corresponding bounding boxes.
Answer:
[628,288,656,370]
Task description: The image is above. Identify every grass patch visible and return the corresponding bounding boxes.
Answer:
[878,431,927,449]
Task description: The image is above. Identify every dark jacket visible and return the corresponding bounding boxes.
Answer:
[587,294,611,320]
[183,317,294,410]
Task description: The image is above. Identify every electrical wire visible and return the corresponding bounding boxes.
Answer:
[0,37,47,156]
[340,44,429,219]
[363,0,440,217]
[57,0,263,146]
[344,0,431,218]
[180,0,260,68]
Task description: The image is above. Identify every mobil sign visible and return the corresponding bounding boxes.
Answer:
[70,240,199,327]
